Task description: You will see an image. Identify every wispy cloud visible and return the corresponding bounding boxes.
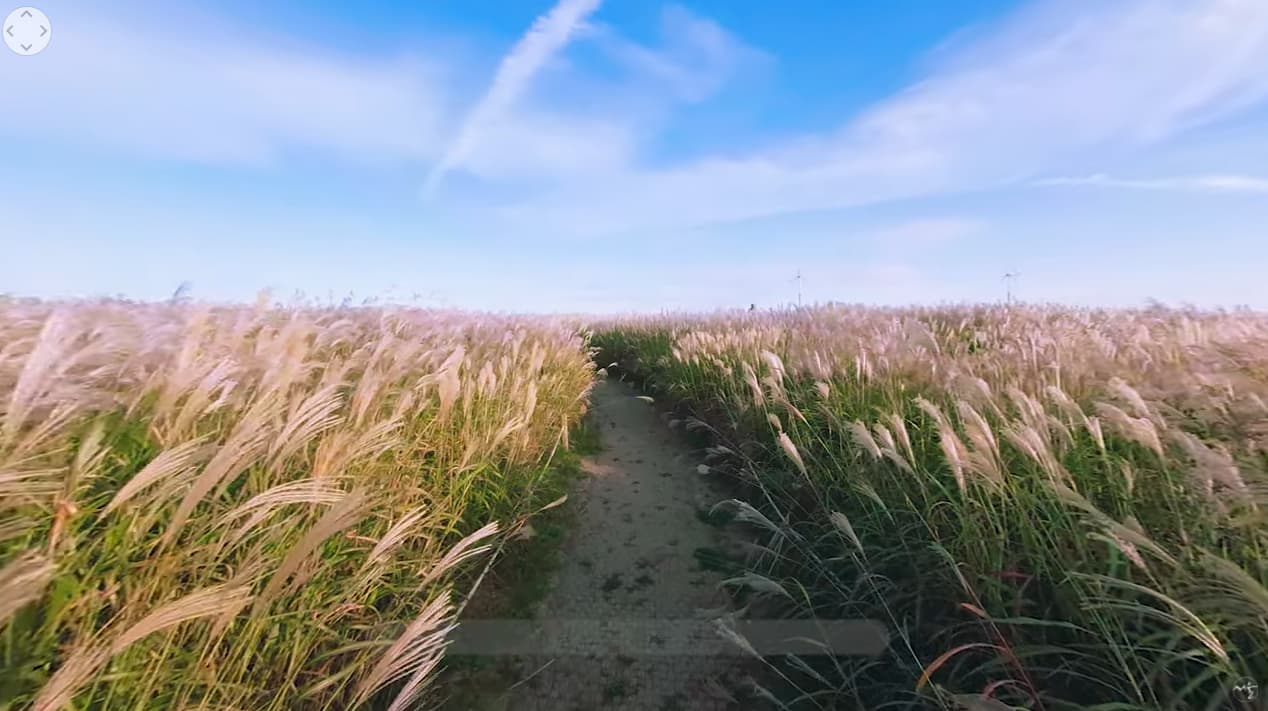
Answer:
[586,5,766,103]
[450,109,635,182]
[422,0,604,197]
[422,4,761,189]
[498,0,1268,234]
[0,10,447,165]
[1034,173,1268,194]
[0,0,752,186]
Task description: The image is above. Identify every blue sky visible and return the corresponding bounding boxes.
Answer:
[2,0,1267,312]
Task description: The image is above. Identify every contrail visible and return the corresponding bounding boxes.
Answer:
[423,0,603,197]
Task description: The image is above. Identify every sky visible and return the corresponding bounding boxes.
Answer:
[1,0,1267,313]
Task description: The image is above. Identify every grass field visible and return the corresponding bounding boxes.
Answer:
[593,304,1268,710]
[0,297,595,710]
[4,297,1266,710]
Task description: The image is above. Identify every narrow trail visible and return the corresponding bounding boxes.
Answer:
[511,378,745,710]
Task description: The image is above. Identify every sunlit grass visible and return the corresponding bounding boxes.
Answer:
[0,296,595,710]
[594,303,1268,710]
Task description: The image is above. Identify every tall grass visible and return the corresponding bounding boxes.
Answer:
[594,303,1267,710]
[0,296,595,710]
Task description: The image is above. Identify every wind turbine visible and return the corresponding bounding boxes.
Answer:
[1002,271,1021,305]
[792,269,803,308]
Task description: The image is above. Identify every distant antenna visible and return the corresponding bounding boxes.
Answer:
[1002,271,1021,305]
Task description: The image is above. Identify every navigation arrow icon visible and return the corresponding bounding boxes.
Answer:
[4,7,52,55]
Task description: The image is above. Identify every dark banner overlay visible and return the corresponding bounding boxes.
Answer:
[445,619,889,657]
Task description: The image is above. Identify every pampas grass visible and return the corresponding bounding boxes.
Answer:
[0,296,595,710]
[594,302,1267,710]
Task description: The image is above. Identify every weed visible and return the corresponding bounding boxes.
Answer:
[0,298,597,710]
[594,304,1268,709]
[692,546,740,574]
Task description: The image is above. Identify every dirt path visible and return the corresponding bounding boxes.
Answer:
[509,378,744,711]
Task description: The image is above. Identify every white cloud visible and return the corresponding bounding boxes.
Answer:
[1034,173,1268,194]
[500,0,1268,234]
[586,5,766,103]
[0,11,447,165]
[454,110,636,182]
[422,0,603,196]
[0,1,763,190]
[427,4,763,188]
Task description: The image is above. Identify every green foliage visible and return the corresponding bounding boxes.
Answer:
[592,304,1268,710]
[0,301,597,711]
